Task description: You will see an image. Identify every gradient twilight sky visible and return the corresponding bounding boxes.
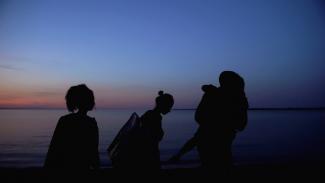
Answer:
[0,0,325,109]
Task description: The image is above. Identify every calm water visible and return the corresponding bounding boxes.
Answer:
[0,109,325,168]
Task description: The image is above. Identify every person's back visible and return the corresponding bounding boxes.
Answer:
[218,87,248,133]
[44,84,99,170]
[45,113,98,169]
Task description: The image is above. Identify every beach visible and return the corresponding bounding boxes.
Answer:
[0,163,324,182]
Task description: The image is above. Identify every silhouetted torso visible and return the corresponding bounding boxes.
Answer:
[195,85,248,170]
[44,113,99,169]
[139,110,164,169]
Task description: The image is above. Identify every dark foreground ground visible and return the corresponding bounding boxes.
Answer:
[0,163,324,182]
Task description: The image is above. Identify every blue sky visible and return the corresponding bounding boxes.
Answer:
[0,0,325,108]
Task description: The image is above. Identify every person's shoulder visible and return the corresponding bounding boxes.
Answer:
[55,113,75,128]
[58,113,75,121]
[59,113,96,123]
[202,84,218,92]
[79,115,98,130]
[201,85,219,96]
[83,115,97,126]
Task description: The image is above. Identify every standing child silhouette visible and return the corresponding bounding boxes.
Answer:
[44,84,100,170]
[138,91,174,170]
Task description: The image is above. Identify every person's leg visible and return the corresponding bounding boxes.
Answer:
[218,133,236,175]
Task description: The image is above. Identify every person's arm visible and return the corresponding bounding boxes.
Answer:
[156,121,164,142]
[44,117,64,168]
[234,97,249,132]
[169,136,197,163]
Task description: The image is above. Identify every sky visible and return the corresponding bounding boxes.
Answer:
[0,0,325,109]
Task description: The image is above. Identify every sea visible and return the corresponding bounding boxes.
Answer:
[0,109,325,168]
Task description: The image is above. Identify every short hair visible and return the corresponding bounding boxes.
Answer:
[65,84,95,112]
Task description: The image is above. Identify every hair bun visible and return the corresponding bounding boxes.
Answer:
[158,90,164,96]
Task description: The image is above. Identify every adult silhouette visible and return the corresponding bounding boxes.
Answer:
[44,84,100,170]
[170,71,248,173]
[196,71,248,172]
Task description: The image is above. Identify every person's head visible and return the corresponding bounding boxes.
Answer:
[219,71,245,91]
[65,84,95,113]
[155,91,174,115]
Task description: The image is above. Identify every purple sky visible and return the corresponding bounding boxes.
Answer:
[0,0,325,108]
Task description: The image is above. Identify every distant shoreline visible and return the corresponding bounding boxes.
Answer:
[0,107,325,111]
[248,107,325,111]
[174,107,325,111]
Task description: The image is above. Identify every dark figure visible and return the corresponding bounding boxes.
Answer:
[44,84,100,170]
[196,71,248,172]
[170,71,248,173]
[138,91,174,170]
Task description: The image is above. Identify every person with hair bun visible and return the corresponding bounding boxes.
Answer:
[44,84,100,170]
[139,90,174,169]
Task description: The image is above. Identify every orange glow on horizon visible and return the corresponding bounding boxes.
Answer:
[0,89,156,109]
[0,97,64,108]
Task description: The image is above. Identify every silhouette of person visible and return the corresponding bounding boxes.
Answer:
[196,71,248,172]
[137,91,174,170]
[44,84,100,170]
[170,71,248,173]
